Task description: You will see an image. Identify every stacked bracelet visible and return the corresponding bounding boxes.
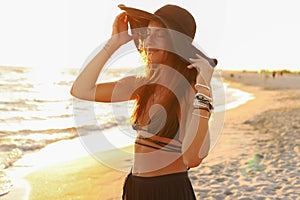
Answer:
[193,92,214,112]
[193,100,211,112]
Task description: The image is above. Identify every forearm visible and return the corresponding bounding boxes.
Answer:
[70,39,120,98]
[182,83,212,167]
[182,109,210,167]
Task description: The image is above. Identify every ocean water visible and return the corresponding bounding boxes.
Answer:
[0,66,253,196]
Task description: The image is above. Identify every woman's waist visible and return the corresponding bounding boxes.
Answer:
[130,170,189,180]
[132,150,187,177]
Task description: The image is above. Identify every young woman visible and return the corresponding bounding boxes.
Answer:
[71,4,217,200]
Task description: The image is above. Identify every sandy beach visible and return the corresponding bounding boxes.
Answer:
[190,71,300,199]
[4,70,300,200]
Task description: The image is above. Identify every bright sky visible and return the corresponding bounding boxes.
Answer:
[0,0,299,71]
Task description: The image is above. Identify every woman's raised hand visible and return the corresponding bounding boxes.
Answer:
[187,54,214,87]
[109,12,135,47]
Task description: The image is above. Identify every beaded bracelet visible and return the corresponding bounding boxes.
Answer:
[194,102,213,113]
[195,92,212,102]
[195,100,214,111]
[193,92,214,112]
[194,99,209,108]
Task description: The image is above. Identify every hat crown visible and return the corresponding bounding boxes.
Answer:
[154,5,196,39]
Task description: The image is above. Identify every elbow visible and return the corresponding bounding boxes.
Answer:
[183,154,207,168]
[182,142,209,168]
[185,134,210,168]
[185,158,202,168]
[70,85,79,98]
[69,84,91,101]
[70,86,75,96]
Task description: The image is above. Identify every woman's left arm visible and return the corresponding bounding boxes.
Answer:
[182,54,215,168]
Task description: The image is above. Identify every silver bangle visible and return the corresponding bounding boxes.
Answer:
[192,112,210,119]
[195,83,210,91]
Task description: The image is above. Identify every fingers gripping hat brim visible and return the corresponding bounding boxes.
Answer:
[118,4,161,52]
[118,4,217,67]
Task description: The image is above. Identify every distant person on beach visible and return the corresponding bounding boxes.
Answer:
[71,4,217,200]
[272,71,276,79]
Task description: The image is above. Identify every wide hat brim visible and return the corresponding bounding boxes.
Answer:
[118,4,217,67]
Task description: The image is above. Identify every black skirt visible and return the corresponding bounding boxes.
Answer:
[122,171,196,200]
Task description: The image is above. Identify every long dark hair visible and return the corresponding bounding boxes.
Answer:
[131,52,197,139]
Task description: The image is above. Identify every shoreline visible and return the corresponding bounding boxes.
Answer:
[4,70,300,199]
[1,72,253,200]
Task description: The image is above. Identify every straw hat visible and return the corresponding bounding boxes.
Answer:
[118,4,217,67]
